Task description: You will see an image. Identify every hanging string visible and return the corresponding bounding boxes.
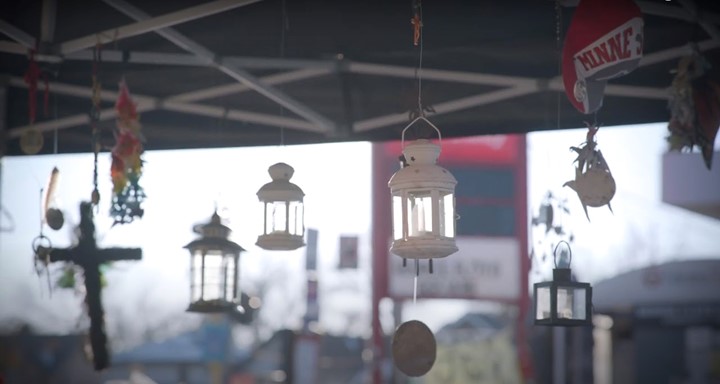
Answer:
[413,276,418,304]
[279,0,289,146]
[412,0,425,119]
[555,0,562,132]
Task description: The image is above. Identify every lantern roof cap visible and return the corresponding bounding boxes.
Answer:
[268,162,294,181]
[184,237,244,252]
[191,211,235,240]
[257,162,305,201]
[402,139,441,166]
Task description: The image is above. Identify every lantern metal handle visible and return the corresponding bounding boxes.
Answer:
[401,116,442,148]
[553,240,572,269]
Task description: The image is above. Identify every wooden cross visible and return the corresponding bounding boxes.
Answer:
[37,202,142,371]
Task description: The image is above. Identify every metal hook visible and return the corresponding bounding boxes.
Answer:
[400,116,442,149]
[553,240,572,269]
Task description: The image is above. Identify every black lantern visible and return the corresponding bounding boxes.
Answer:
[534,242,592,326]
[184,212,245,313]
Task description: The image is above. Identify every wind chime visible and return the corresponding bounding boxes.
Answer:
[390,1,457,377]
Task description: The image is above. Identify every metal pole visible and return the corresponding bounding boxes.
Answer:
[553,327,566,384]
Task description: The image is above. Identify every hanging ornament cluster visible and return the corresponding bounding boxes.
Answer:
[563,124,615,221]
[110,80,146,225]
[667,50,720,170]
[562,0,643,114]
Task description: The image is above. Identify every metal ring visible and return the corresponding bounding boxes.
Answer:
[32,235,52,255]
[400,116,442,148]
[553,240,572,268]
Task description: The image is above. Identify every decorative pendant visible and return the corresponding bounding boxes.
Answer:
[564,124,615,221]
[19,128,44,155]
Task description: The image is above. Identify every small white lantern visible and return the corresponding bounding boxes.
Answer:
[184,212,244,313]
[388,117,458,261]
[256,162,305,251]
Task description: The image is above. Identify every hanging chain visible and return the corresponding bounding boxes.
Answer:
[90,43,102,206]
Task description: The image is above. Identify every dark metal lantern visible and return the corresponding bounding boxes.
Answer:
[533,242,592,326]
[184,212,245,313]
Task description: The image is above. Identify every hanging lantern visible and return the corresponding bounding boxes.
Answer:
[534,241,592,326]
[184,212,244,313]
[256,162,305,251]
[388,117,458,263]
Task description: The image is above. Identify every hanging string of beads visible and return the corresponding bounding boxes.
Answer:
[109,79,145,225]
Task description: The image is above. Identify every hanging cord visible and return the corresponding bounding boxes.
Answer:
[555,0,562,132]
[32,187,53,296]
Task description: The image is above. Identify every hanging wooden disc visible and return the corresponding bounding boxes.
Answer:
[19,128,44,155]
[45,208,64,230]
[392,319,436,377]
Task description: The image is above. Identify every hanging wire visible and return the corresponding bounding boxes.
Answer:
[416,1,424,117]
[553,240,572,269]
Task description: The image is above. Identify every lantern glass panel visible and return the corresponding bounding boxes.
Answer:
[203,252,224,302]
[407,191,433,237]
[557,287,587,320]
[288,201,304,236]
[191,251,203,303]
[266,201,288,234]
[440,192,455,238]
[392,195,404,240]
[224,255,237,301]
[536,286,551,320]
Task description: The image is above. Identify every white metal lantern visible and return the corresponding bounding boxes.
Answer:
[388,117,458,261]
[256,162,305,251]
[184,212,244,313]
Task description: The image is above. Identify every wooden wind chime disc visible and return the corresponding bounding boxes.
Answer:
[392,319,437,377]
[45,208,64,230]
